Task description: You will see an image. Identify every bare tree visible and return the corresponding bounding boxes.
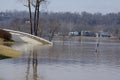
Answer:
[10,18,22,31]
[46,19,60,41]
[28,0,33,34]
[19,0,46,36]
[18,0,33,34]
[30,0,46,36]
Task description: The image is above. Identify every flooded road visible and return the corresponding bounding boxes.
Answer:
[0,40,120,80]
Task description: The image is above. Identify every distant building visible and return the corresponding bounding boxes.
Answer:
[68,31,80,36]
[0,12,5,17]
[81,31,96,37]
[98,32,111,37]
[0,12,10,21]
[25,20,30,24]
[68,30,111,38]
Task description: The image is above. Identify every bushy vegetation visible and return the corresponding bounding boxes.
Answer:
[0,29,12,41]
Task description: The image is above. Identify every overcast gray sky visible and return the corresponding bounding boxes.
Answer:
[0,0,120,14]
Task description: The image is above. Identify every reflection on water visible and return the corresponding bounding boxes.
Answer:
[26,47,38,80]
[0,40,120,80]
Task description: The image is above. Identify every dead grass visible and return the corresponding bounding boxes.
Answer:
[0,38,15,45]
[0,45,20,58]
[0,78,3,80]
[0,38,3,42]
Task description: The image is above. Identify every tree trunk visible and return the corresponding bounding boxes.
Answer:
[36,0,40,36]
[33,1,38,36]
[28,0,33,34]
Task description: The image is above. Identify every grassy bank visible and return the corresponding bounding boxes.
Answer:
[0,45,20,59]
[0,29,20,60]
[0,38,15,45]
[0,38,20,59]
[0,78,3,80]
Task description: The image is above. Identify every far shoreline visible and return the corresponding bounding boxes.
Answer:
[53,36,120,41]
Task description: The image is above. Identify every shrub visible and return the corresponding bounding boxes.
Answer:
[0,29,12,41]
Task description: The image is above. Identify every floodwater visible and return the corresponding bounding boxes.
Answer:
[0,39,120,80]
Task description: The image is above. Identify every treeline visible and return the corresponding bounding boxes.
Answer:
[0,11,120,40]
[41,12,120,35]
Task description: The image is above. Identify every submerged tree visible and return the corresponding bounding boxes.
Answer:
[33,0,45,36]
[28,0,33,34]
[29,0,46,36]
[19,0,46,36]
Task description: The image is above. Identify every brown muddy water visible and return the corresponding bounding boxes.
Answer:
[0,40,120,80]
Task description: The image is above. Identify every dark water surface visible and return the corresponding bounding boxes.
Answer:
[0,40,120,80]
